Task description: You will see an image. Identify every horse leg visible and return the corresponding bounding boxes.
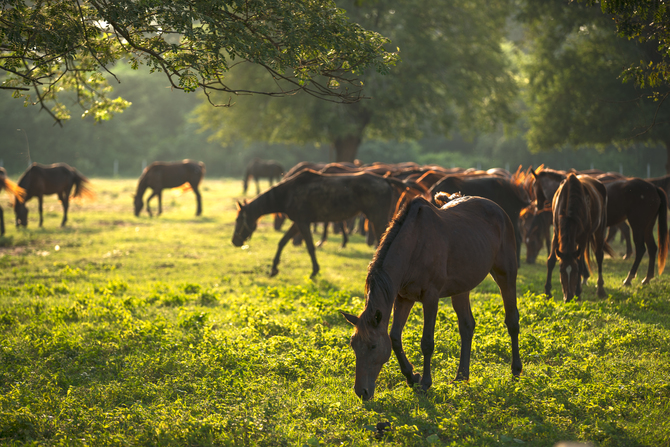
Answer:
[490,253,522,377]
[451,292,475,381]
[621,222,633,260]
[316,223,328,248]
[38,195,44,227]
[389,296,420,387]
[419,297,439,391]
[340,221,349,248]
[545,251,557,298]
[255,177,261,195]
[157,191,163,216]
[594,234,607,298]
[641,219,658,284]
[623,224,646,285]
[191,184,202,216]
[60,192,69,227]
[146,191,157,217]
[295,221,320,278]
[270,223,301,277]
[0,206,4,236]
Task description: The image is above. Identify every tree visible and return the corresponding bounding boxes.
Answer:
[518,0,670,172]
[598,0,670,95]
[195,0,519,162]
[0,0,398,125]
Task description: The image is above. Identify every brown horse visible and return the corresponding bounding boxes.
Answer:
[0,167,26,236]
[601,178,668,285]
[429,174,530,264]
[342,194,522,401]
[134,160,205,217]
[534,168,668,286]
[243,157,285,195]
[545,173,611,302]
[519,205,552,264]
[232,170,414,277]
[14,163,94,228]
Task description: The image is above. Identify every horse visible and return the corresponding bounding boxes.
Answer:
[545,173,611,302]
[232,170,415,278]
[243,157,285,195]
[134,160,205,217]
[534,168,668,286]
[341,193,522,401]
[429,175,530,264]
[519,205,552,264]
[13,163,94,228]
[0,167,26,236]
[600,178,668,285]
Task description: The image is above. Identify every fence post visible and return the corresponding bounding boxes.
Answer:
[141,160,147,172]
[648,163,651,178]
[619,164,623,175]
[114,160,119,177]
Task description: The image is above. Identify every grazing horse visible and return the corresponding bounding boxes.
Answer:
[546,173,611,302]
[243,157,285,195]
[0,167,26,236]
[134,160,205,217]
[519,205,552,264]
[14,163,94,228]
[342,194,522,401]
[534,168,668,286]
[429,175,530,263]
[601,178,668,285]
[232,170,414,278]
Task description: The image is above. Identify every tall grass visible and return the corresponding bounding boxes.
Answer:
[0,179,668,446]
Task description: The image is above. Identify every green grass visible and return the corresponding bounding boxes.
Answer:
[1,178,669,446]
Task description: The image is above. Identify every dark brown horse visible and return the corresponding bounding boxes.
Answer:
[0,167,26,236]
[519,205,552,264]
[429,175,530,263]
[342,193,521,401]
[14,163,94,228]
[232,170,413,277]
[243,157,285,195]
[534,168,668,286]
[601,178,668,285]
[134,160,205,217]
[545,173,611,302]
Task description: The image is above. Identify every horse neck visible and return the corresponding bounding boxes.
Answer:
[135,176,148,197]
[246,187,284,219]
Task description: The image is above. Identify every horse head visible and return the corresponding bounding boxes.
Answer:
[342,308,392,401]
[556,248,582,303]
[232,200,256,246]
[14,200,28,227]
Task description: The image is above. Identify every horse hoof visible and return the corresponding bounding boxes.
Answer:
[641,277,652,285]
[597,289,607,298]
[270,268,279,277]
[406,373,421,387]
[622,278,632,286]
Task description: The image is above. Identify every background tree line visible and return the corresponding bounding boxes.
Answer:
[1,0,669,179]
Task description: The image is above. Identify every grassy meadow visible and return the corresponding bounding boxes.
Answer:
[0,178,669,446]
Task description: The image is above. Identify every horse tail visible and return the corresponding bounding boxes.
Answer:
[657,187,668,275]
[72,172,96,201]
[2,177,27,204]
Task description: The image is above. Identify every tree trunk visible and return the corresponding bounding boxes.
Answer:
[333,135,362,162]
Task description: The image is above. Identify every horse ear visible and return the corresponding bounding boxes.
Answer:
[236,201,243,211]
[341,311,359,326]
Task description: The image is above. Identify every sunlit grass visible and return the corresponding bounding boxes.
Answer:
[0,178,669,446]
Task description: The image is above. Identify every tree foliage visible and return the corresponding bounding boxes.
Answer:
[599,0,670,93]
[195,0,519,162]
[518,0,670,169]
[0,0,398,125]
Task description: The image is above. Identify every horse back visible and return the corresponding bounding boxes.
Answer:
[18,163,77,197]
[144,161,203,189]
[380,197,516,300]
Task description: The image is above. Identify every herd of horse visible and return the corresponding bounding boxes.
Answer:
[2,157,669,401]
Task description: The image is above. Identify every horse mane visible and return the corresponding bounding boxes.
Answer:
[356,198,423,341]
[557,174,585,255]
